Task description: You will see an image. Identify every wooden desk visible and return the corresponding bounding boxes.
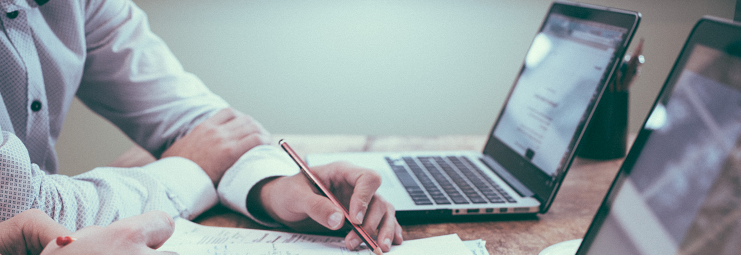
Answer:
[111,135,625,255]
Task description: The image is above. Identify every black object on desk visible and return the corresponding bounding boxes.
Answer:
[578,39,644,160]
[578,90,630,159]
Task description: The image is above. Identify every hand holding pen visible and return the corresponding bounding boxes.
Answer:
[256,140,402,253]
[280,140,383,254]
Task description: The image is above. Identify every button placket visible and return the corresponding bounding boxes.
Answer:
[2,7,52,170]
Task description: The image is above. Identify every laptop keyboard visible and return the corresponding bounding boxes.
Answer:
[385,156,517,205]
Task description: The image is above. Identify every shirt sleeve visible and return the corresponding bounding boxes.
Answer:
[217,145,300,227]
[76,0,229,158]
[0,129,218,231]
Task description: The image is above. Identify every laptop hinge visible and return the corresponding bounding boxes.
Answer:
[480,156,535,198]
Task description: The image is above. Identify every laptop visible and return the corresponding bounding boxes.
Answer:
[307,1,640,219]
[571,16,741,255]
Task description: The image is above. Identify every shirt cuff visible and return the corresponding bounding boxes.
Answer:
[217,145,300,227]
[145,157,218,220]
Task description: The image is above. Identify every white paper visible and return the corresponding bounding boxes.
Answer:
[159,218,474,255]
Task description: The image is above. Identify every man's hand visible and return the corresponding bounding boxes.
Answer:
[40,211,177,255]
[162,108,271,186]
[256,162,403,252]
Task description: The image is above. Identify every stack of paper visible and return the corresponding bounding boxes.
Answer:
[159,218,488,255]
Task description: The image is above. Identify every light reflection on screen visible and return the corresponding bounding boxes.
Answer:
[584,44,741,255]
[493,13,626,177]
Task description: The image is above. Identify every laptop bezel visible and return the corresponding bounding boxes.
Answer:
[481,1,641,213]
[575,16,741,254]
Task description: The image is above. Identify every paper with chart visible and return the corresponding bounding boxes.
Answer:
[158,218,485,255]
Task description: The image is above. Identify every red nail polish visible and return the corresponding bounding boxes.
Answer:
[56,236,77,246]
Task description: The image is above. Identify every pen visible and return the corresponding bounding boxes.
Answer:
[279,140,383,255]
[618,38,645,91]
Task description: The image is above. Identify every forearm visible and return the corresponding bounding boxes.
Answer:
[1,131,217,231]
[34,158,217,230]
[78,0,229,158]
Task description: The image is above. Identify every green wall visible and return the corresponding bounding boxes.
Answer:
[56,0,736,176]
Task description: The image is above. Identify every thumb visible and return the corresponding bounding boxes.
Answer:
[302,193,347,230]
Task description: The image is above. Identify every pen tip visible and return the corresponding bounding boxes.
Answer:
[373,248,384,255]
[278,139,285,145]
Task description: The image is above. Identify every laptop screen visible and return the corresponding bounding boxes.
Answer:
[482,2,639,212]
[578,18,741,255]
[492,12,628,177]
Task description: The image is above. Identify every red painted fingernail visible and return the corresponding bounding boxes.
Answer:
[56,236,77,246]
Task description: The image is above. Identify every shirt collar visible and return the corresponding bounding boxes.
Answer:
[0,0,49,13]
[0,0,30,13]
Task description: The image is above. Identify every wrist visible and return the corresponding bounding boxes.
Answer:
[246,176,281,225]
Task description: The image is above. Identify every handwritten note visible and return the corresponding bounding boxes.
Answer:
[463,239,489,255]
[158,218,482,255]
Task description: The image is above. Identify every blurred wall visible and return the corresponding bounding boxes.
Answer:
[56,0,736,176]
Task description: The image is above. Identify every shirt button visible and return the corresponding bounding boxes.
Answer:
[30,101,42,112]
[6,11,19,19]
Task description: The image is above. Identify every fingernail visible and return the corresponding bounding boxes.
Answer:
[348,237,361,249]
[384,238,391,248]
[356,211,364,224]
[328,212,343,229]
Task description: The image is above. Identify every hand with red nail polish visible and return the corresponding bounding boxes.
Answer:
[39,211,177,255]
[0,209,177,255]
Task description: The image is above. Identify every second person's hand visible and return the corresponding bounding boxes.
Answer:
[40,211,177,255]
